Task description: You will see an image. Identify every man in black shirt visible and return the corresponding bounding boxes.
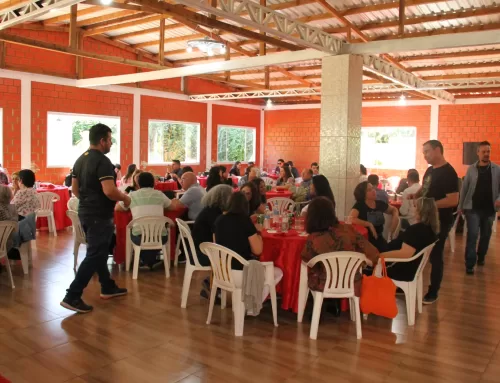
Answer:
[61,124,131,314]
[414,140,459,305]
[458,141,500,274]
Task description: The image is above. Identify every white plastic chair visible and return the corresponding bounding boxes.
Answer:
[297,251,367,340]
[66,210,86,270]
[126,216,173,280]
[383,214,401,242]
[176,219,211,308]
[448,212,462,253]
[0,222,17,288]
[200,242,280,337]
[384,242,436,326]
[174,220,194,267]
[267,197,295,215]
[262,177,275,186]
[67,196,79,212]
[36,192,60,236]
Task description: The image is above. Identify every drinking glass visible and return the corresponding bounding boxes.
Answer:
[344,215,353,225]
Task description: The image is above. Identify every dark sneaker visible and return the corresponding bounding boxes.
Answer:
[423,293,439,305]
[60,297,93,313]
[466,268,475,275]
[100,286,128,300]
[477,260,485,266]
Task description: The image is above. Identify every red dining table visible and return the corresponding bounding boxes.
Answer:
[260,224,368,313]
[155,181,178,192]
[197,176,207,188]
[113,207,187,265]
[266,190,293,199]
[390,200,402,209]
[36,186,71,231]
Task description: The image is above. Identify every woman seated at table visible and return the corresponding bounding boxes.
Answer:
[251,178,267,207]
[241,182,265,216]
[120,164,136,189]
[378,197,438,282]
[206,166,222,192]
[229,161,242,177]
[238,166,259,187]
[12,169,40,221]
[11,172,20,197]
[219,165,234,187]
[124,169,143,194]
[301,175,335,217]
[0,185,18,250]
[349,181,399,252]
[214,192,283,305]
[276,165,294,189]
[193,184,233,270]
[301,197,379,313]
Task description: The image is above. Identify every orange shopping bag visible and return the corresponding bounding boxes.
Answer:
[360,258,398,319]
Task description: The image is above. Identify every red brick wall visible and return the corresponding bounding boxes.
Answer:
[264,109,320,172]
[211,104,261,168]
[31,82,133,183]
[0,78,21,171]
[438,103,500,177]
[264,106,431,177]
[140,95,207,176]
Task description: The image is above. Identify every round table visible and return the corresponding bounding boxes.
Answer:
[260,224,368,313]
[114,207,187,265]
[36,186,71,231]
[266,190,293,199]
[266,174,279,180]
[155,181,178,192]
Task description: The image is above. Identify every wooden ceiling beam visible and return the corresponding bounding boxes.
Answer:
[132,33,203,49]
[81,0,144,11]
[410,61,500,72]
[82,12,153,36]
[43,5,104,25]
[110,18,179,40]
[398,49,500,62]
[341,0,449,17]
[422,72,500,81]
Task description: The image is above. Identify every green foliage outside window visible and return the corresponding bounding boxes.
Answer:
[217,126,255,162]
[148,121,199,163]
[72,120,118,146]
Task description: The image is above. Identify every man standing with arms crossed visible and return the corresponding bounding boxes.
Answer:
[412,140,459,305]
[61,124,131,313]
[458,141,500,275]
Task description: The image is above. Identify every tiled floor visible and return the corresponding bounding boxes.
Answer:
[0,226,498,382]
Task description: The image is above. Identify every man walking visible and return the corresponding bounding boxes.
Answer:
[458,141,500,274]
[414,140,459,305]
[61,123,131,313]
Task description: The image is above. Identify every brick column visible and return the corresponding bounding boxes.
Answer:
[319,55,363,219]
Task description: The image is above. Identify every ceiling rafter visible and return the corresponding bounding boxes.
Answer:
[43,4,104,24]
[76,9,137,27]
[82,12,149,35]
[340,0,449,16]
[410,60,500,72]
[398,49,500,62]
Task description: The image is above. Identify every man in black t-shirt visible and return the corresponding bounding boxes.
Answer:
[412,140,459,305]
[61,124,131,314]
[458,141,500,274]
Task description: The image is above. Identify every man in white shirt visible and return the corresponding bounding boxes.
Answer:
[400,170,421,227]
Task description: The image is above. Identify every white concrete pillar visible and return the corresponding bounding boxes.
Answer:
[133,93,140,165]
[20,78,31,169]
[319,55,363,219]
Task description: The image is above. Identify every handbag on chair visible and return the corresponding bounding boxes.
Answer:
[360,258,398,319]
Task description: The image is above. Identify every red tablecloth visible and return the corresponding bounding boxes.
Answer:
[390,200,402,209]
[197,176,207,188]
[155,181,178,192]
[113,207,187,265]
[266,174,279,180]
[36,186,71,231]
[260,224,368,313]
[266,190,293,199]
[230,176,239,186]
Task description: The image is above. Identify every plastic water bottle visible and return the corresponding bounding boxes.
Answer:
[281,211,289,232]
[272,201,280,228]
[264,206,271,230]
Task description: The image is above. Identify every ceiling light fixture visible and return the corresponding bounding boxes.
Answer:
[266,99,273,109]
[186,37,226,56]
[101,0,112,4]
[398,94,407,106]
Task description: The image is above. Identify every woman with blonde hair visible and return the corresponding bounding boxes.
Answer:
[379,197,439,282]
[124,169,143,194]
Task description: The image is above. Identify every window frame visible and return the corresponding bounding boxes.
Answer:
[360,126,417,171]
[46,111,121,168]
[0,108,3,166]
[147,119,201,165]
[216,124,257,163]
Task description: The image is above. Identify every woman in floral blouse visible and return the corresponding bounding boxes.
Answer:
[301,197,379,296]
[11,169,40,220]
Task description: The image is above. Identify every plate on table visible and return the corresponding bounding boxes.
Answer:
[298,232,308,237]
[267,229,277,234]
